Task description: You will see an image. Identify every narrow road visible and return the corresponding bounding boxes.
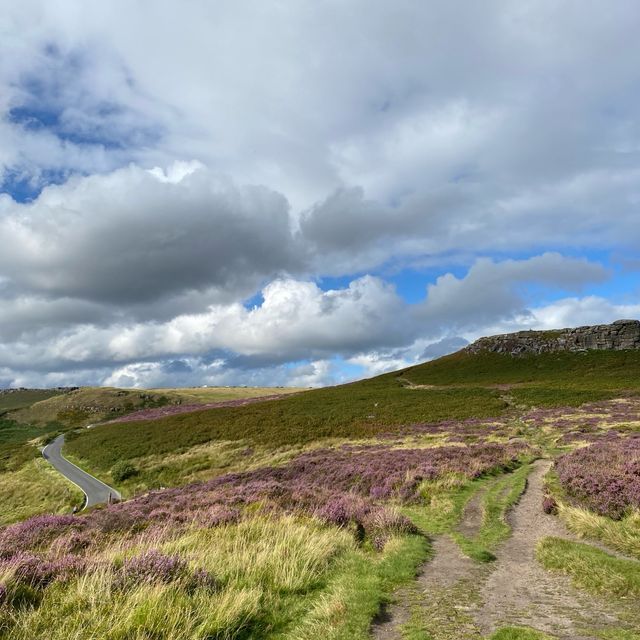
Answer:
[42,434,121,509]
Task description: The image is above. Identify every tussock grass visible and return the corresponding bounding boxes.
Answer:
[0,513,429,640]
[286,534,429,640]
[536,537,640,597]
[1,515,350,639]
[544,466,640,560]
[559,505,640,560]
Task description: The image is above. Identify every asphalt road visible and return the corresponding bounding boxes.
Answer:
[43,434,121,509]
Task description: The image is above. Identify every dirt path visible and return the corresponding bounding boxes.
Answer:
[372,536,489,640]
[476,459,631,639]
[371,460,637,640]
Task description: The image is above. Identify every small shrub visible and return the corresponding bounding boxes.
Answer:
[542,495,558,515]
[110,461,139,483]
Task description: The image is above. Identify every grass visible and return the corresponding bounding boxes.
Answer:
[64,349,640,482]
[0,458,83,525]
[559,506,640,560]
[150,386,304,403]
[536,537,640,597]
[10,387,184,427]
[65,380,506,475]
[0,514,429,640]
[0,389,66,414]
[10,386,304,429]
[400,349,640,390]
[288,534,429,639]
[402,463,531,564]
[544,466,640,560]
[488,628,554,640]
[453,463,531,562]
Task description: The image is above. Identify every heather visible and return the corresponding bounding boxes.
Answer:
[555,436,640,519]
[64,380,506,474]
[0,438,531,638]
[107,393,298,424]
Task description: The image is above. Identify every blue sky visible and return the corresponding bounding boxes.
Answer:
[0,1,639,388]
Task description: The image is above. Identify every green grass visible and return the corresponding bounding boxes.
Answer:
[0,458,83,525]
[597,630,640,640]
[536,537,640,597]
[0,389,66,414]
[544,467,640,560]
[288,534,429,639]
[453,463,531,562]
[488,627,554,640]
[400,349,640,389]
[10,386,183,427]
[0,514,429,640]
[65,379,505,475]
[64,348,640,481]
[151,386,305,403]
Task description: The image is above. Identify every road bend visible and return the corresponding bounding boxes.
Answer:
[43,434,121,509]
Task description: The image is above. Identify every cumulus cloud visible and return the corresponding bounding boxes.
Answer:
[0,162,298,305]
[1,2,639,387]
[0,254,614,386]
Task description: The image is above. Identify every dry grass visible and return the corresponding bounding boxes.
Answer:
[558,504,640,560]
[0,514,427,640]
[150,386,305,403]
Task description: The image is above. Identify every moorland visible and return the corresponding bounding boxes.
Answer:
[0,325,639,639]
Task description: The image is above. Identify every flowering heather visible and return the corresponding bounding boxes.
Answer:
[116,550,187,587]
[108,394,294,423]
[542,495,558,515]
[0,515,82,558]
[0,439,528,565]
[523,398,640,445]
[555,435,640,519]
[1,553,85,589]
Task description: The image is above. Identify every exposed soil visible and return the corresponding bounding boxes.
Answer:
[371,460,639,640]
[476,460,631,639]
[457,487,487,539]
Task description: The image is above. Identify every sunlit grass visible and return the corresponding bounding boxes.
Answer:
[0,458,83,526]
[536,537,640,597]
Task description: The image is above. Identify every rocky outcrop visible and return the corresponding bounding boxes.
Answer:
[465,319,640,356]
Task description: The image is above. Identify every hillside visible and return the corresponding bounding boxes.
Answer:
[0,385,304,526]
[62,321,640,495]
[2,322,640,639]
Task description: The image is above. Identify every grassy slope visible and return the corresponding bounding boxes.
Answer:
[0,389,66,414]
[151,386,305,403]
[65,379,504,474]
[66,349,640,480]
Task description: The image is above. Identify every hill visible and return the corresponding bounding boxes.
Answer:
[2,322,640,639]
[0,385,303,526]
[63,321,640,494]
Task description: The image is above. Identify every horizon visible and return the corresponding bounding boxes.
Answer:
[2,2,640,388]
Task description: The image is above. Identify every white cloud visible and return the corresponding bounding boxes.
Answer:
[1,2,640,386]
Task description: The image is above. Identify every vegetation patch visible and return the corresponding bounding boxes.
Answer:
[488,627,554,640]
[536,537,640,597]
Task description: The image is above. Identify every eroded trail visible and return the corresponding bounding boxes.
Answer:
[372,460,636,640]
[476,459,628,639]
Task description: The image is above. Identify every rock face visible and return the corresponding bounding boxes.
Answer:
[465,319,640,356]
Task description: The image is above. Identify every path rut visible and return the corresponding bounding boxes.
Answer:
[371,460,638,640]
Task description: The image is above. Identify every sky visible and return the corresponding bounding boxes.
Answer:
[1,0,640,389]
